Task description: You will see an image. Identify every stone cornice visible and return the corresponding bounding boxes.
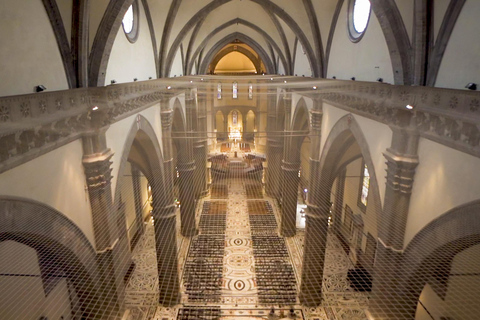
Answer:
[1,77,479,174]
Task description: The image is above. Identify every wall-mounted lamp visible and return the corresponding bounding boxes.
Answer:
[111,80,117,84]
[166,86,172,90]
[92,106,99,111]
[377,78,383,83]
[466,83,477,91]
[332,76,336,80]
[351,77,356,81]
[35,85,46,92]
[405,104,414,110]
[312,86,317,90]
[133,78,138,82]
[149,77,153,80]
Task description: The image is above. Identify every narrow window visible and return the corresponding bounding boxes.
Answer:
[217,83,222,99]
[232,82,238,99]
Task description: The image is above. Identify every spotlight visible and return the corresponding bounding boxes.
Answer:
[201,78,204,81]
[133,78,138,81]
[111,80,117,84]
[284,80,287,84]
[35,85,46,92]
[270,78,274,81]
[466,83,477,91]
[351,77,356,81]
[166,86,172,90]
[313,86,317,90]
[405,104,414,110]
[190,80,193,83]
[377,78,383,83]
[92,106,99,111]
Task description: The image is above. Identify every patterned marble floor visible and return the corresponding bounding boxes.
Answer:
[124,155,369,319]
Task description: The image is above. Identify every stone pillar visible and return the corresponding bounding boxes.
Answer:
[300,99,328,307]
[369,111,420,319]
[332,169,346,235]
[155,97,180,305]
[178,91,197,236]
[194,92,208,197]
[265,87,278,196]
[280,160,300,237]
[82,129,128,317]
[131,165,145,241]
[279,94,299,236]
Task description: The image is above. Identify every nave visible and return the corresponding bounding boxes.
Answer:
[123,143,369,320]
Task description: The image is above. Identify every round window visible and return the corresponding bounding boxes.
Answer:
[348,0,371,42]
[122,1,139,43]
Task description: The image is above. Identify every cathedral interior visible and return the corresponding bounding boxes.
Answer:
[1,0,480,319]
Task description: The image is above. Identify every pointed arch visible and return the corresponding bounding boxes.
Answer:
[0,197,102,318]
[198,33,274,75]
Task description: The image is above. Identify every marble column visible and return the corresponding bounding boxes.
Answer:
[280,159,301,237]
[82,130,128,317]
[369,112,420,319]
[131,165,145,241]
[299,101,329,306]
[178,91,197,236]
[194,92,208,197]
[155,97,180,305]
[265,87,278,196]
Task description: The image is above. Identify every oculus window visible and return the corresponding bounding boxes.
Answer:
[122,1,139,43]
[348,0,371,42]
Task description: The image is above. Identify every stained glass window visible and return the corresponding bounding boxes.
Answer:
[361,164,370,206]
[217,83,222,99]
[248,83,253,100]
[232,82,238,99]
[233,111,238,126]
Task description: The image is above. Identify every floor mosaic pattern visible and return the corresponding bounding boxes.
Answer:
[124,145,369,319]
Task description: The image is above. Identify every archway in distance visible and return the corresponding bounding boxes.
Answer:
[209,40,266,75]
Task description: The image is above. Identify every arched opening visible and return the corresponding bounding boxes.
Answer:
[227,109,243,142]
[397,201,480,319]
[113,115,180,306]
[300,114,382,306]
[215,110,226,141]
[244,110,256,142]
[208,41,266,75]
[0,198,102,319]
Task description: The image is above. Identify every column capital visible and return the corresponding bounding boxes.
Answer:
[281,160,301,172]
[83,149,114,190]
[383,149,419,194]
[161,109,173,128]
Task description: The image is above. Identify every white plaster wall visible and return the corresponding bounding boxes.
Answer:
[405,138,480,248]
[433,0,450,43]
[0,140,95,245]
[121,162,137,244]
[56,0,73,46]
[105,0,157,84]
[327,0,394,83]
[435,1,480,89]
[89,0,110,51]
[44,278,72,320]
[107,105,163,200]
[139,173,151,220]
[0,241,45,320]
[293,42,313,77]
[311,0,338,51]
[0,0,68,97]
[394,0,414,42]
[170,48,184,77]
[321,103,392,207]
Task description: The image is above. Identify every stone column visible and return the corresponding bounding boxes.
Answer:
[155,97,180,305]
[194,92,208,197]
[82,129,128,317]
[280,160,300,237]
[369,111,420,319]
[131,165,145,240]
[265,87,278,195]
[279,94,299,237]
[299,99,329,306]
[178,91,197,236]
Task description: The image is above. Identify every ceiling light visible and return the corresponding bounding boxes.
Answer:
[466,83,477,91]
[35,85,46,92]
